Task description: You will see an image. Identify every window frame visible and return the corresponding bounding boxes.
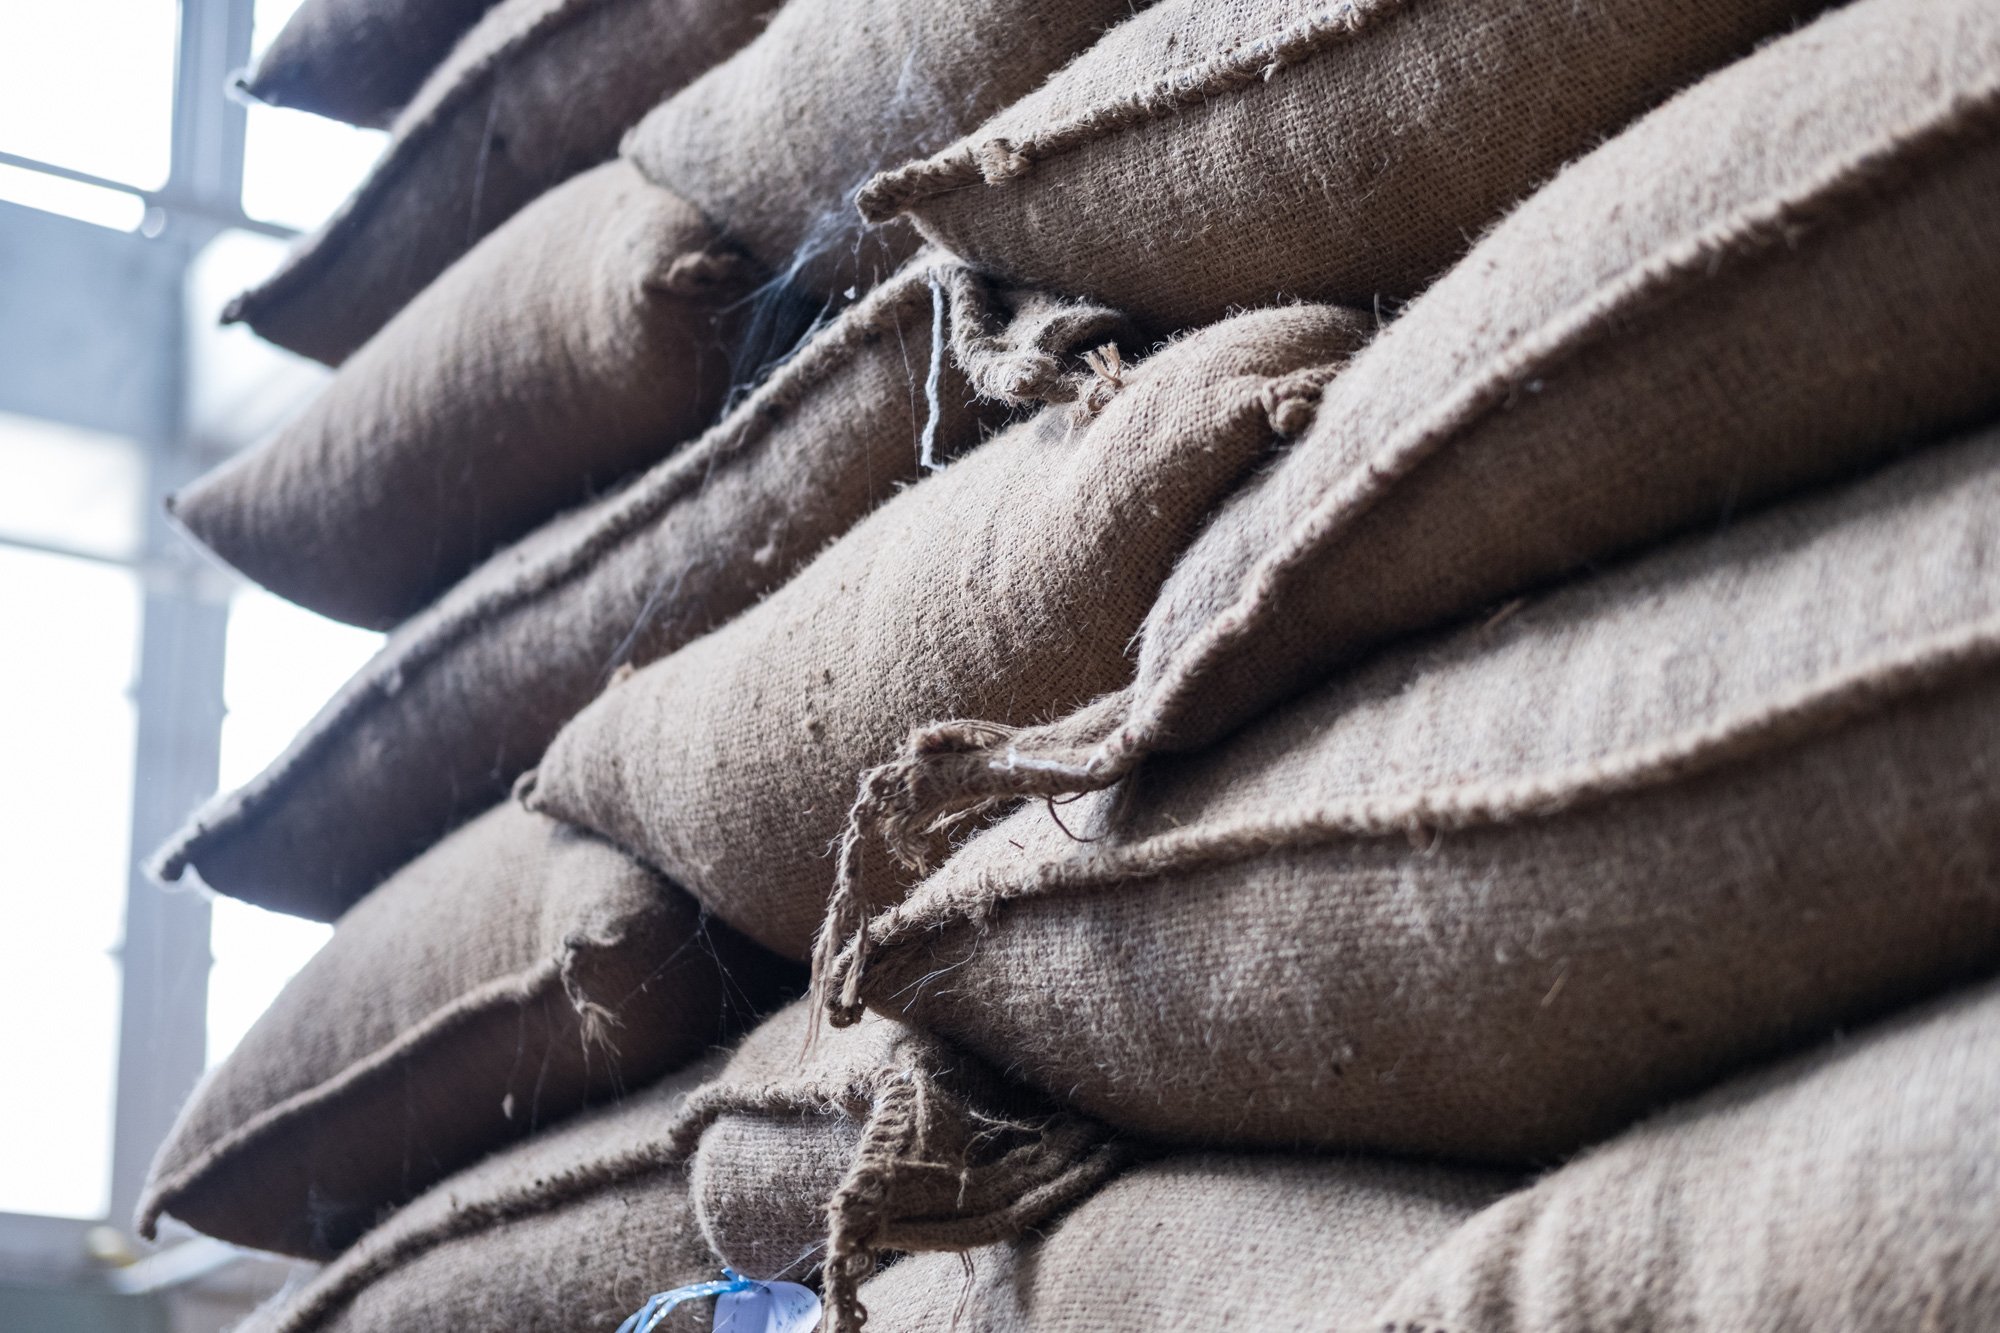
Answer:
[0,0,303,1278]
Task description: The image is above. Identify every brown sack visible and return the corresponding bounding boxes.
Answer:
[836,423,2000,1162]
[1378,977,2000,1332]
[234,1058,726,1333]
[240,0,497,127]
[671,1001,1125,1333]
[624,0,1150,296]
[856,0,2000,840]
[138,802,779,1259]
[523,302,1371,960]
[231,0,764,364]
[863,1154,1513,1333]
[152,258,1114,921]
[860,0,1826,335]
[175,158,753,631]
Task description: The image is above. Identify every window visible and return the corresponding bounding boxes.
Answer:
[241,0,386,232]
[0,0,179,190]
[0,0,385,1316]
[0,540,141,1221]
[209,591,379,1064]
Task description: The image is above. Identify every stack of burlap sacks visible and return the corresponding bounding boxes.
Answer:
[142,0,2000,1327]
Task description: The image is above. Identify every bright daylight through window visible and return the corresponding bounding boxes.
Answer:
[0,0,382,1249]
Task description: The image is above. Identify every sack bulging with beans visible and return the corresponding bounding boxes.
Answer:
[836,423,2000,1162]
[855,0,2000,850]
[524,300,1371,960]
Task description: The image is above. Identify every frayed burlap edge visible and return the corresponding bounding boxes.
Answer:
[809,332,1358,1027]
[811,79,2000,1019]
[666,1057,1124,1333]
[829,616,2000,1024]
[224,0,646,339]
[134,920,644,1250]
[150,259,948,900]
[936,265,1133,411]
[856,0,1403,221]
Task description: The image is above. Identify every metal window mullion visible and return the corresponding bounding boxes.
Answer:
[105,580,228,1239]
[169,0,254,220]
[102,0,258,1245]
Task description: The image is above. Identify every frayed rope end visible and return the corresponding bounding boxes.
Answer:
[808,715,1130,1031]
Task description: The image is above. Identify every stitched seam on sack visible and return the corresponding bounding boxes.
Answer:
[1115,77,2000,758]
[157,273,939,878]
[264,1136,687,1333]
[669,1025,956,1161]
[228,0,628,322]
[139,950,584,1230]
[664,1073,900,1158]
[876,615,2000,944]
[877,1119,1122,1246]
[859,0,1401,215]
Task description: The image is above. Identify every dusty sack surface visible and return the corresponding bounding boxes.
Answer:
[1377,977,2000,1332]
[234,1058,726,1333]
[673,1000,1123,1329]
[139,802,773,1259]
[846,423,2000,1162]
[861,0,1826,333]
[860,1153,1512,1333]
[231,0,765,364]
[152,257,1097,921]
[241,0,497,126]
[624,0,1149,296]
[867,0,2000,831]
[689,1111,859,1282]
[525,302,1370,960]
[179,160,758,631]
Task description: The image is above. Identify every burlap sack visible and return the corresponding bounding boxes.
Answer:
[152,257,1120,920]
[137,802,778,1259]
[1378,977,2000,1332]
[623,0,1148,297]
[234,1057,725,1333]
[862,1154,1512,1333]
[230,0,764,364]
[833,422,2000,1162]
[176,159,756,630]
[239,0,497,127]
[860,0,1825,335]
[856,0,2000,844]
[523,302,1371,960]
[669,1000,1125,1333]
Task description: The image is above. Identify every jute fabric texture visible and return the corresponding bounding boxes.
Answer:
[838,423,2000,1161]
[860,1153,1511,1333]
[1378,978,2000,1332]
[234,1058,726,1333]
[152,257,1107,921]
[623,0,1151,297]
[139,802,772,1258]
[240,0,498,127]
[524,303,1370,960]
[230,0,763,364]
[846,0,2000,849]
[176,159,754,630]
[666,1001,1124,1333]
[860,0,1826,334]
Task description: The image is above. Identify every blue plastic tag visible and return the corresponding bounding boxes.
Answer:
[714,1278,822,1333]
[617,1269,822,1333]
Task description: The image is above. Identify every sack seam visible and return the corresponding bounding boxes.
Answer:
[857,0,1397,220]
[153,269,941,886]
[260,1133,687,1333]
[226,0,635,326]
[867,614,2000,957]
[137,929,625,1239]
[1113,76,2000,766]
